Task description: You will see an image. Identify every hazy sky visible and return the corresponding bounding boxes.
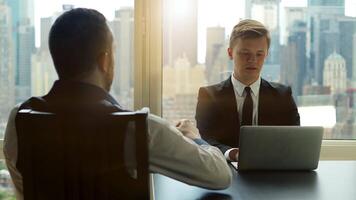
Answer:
[34,0,356,62]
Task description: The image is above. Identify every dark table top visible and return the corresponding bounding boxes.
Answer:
[153,161,356,200]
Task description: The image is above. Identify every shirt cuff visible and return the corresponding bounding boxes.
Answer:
[224,148,234,161]
[224,148,239,161]
[193,138,209,146]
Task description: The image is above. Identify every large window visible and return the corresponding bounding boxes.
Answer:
[0,0,135,139]
[162,0,356,140]
[0,3,355,192]
[0,0,134,195]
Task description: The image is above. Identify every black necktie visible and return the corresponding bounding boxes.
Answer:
[241,87,253,126]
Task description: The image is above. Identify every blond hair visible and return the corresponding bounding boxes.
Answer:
[229,19,270,49]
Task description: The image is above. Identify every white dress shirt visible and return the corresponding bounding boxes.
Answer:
[224,74,261,161]
[4,106,232,200]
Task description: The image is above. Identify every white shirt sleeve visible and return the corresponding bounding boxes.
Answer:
[147,114,232,189]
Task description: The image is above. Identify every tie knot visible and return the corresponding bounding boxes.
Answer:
[244,87,251,94]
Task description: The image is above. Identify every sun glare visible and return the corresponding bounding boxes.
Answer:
[298,106,336,128]
[172,0,190,19]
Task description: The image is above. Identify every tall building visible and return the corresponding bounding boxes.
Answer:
[5,0,35,32]
[31,50,56,96]
[31,17,57,96]
[110,8,134,108]
[281,21,308,96]
[0,2,15,135]
[338,16,356,79]
[4,0,35,103]
[205,26,226,84]
[307,0,345,84]
[280,43,298,94]
[16,19,35,103]
[163,0,198,66]
[323,51,347,94]
[284,7,307,44]
[40,17,52,51]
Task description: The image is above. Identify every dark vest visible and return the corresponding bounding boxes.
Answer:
[15,80,140,200]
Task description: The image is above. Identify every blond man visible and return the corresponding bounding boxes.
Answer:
[196,19,300,162]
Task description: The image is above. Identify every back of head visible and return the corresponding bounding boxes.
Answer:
[49,8,112,80]
[229,19,270,49]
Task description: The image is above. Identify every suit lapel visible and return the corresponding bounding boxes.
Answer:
[258,79,272,125]
[218,77,240,128]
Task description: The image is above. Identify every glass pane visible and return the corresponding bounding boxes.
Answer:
[162,0,356,140]
[0,0,135,139]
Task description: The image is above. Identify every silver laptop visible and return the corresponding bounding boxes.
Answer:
[236,126,323,171]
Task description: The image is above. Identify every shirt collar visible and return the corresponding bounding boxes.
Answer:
[231,73,261,97]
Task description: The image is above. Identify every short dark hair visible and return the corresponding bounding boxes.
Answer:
[49,8,112,79]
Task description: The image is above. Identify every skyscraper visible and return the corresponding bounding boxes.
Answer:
[40,17,52,51]
[110,8,134,108]
[338,17,356,79]
[163,0,198,66]
[282,21,308,96]
[0,2,15,132]
[5,0,34,34]
[307,0,345,84]
[16,18,35,103]
[284,7,307,44]
[31,50,56,96]
[205,26,226,84]
[31,16,57,96]
[4,0,35,103]
[323,51,347,94]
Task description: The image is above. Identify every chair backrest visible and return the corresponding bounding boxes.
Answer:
[15,108,149,200]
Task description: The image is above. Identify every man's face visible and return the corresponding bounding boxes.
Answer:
[228,36,268,85]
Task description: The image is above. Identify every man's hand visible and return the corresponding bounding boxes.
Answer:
[176,119,201,140]
[229,148,239,162]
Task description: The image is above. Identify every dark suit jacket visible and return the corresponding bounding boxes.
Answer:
[195,77,300,154]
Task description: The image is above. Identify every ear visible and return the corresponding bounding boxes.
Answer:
[97,52,109,73]
[227,48,233,60]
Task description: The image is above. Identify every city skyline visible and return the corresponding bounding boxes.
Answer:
[31,0,356,63]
